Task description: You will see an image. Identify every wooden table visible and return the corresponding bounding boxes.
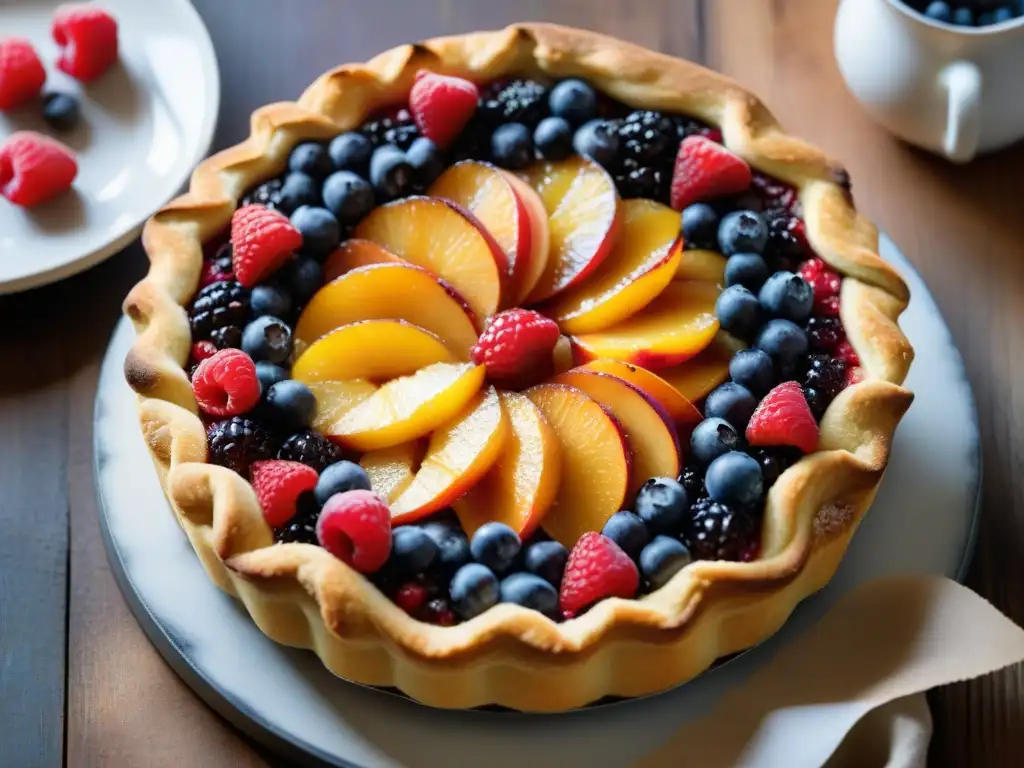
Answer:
[2,0,1022,765]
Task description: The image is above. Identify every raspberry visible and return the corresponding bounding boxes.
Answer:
[746,381,819,454]
[200,246,234,287]
[190,340,218,365]
[422,597,457,626]
[409,70,479,149]
[394,582,428,614]
[0,131,78,207]
[277,429,344,473]
[806,316,844,352]
[559,532,639,618]
[251,460,319,528]
[470,308,560,388]
[52,4,119,83]
[206,417,277,477]
[669,135,752,211]
[684,498,759,561]
[799,258,842,304]
[191,348,262,417]
[845,366,864,387]
[0,38,46,110]
[230,204,302,287]
[835,339,860,367]
[315,489,392,574]
[817,295,841,317]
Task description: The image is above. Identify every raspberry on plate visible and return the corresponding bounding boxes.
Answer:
[0,38,46,111]
[669,135,752,211]
[0,131,78,207]
[251,460,319,528]
[191,348,262,417]
[52,3,119,83]
[470,308,560,388]
[315,490,392,574]
[409,70,479,149]
[746,381,820,454]
[230,204,303,287]
[559,532,639,618]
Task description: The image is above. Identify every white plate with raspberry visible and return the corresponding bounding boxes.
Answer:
[0,0,218,294]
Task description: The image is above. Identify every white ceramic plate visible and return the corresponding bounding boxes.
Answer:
[0,0,218,294]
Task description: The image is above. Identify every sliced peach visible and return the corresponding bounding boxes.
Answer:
[429,161,531,304]
[553,369,680,495]
[294,263,478,358]
[578,359,702,431]
[524,383,631,547]
[454,391,562,539]
[390,387,509,524]
[500,169,550,305]
[322,239,404,283]
[360,441,425,503]
[520,156,621,304]
[325,362,485,452]
[305,379,378,434]
[570,280,721,370]
[674,248,727,285]
[292,320,455,384]
[353,196,507,321]
[545,199,683,333]
[657,337,735,402]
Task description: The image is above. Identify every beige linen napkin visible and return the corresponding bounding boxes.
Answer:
[638,576,1024,768]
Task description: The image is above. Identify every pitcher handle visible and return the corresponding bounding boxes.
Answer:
[939,60,981,163]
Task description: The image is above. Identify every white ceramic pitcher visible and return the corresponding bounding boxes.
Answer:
[834,0,1024,163]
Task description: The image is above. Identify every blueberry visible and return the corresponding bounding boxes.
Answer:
[718,210,768,255]
[978,11,995,25]
[322,171,374,224]
[725,253,769,291]
[639,536,693,590]
[534,116,573,161]
[314,460,372,506]
[755,319,809,370]
[705,382,758,432]
[241,316,293,364]
[421,521,472,577]
[549,78,598,126]
[601,511,650,561]
[953,7,974,25]
[329,131,373,174]
[290,205,340,260]
[705,451,764,508]
[264,380,317,432]
[288,142,333,181]
[281,256,322,304]
[994,7,1014,23]
[470,522,521,574]
[729,348,776,395]
[255,362,289,394]
[681,203,720,250]
[42,92,79,132]
[573,119,620,167]
[924,1,952,22]
[634,477,689,536]
[715,285,763,341]
[449,563,500,620]
[758,271,814,322]
[277,172,321,215]
[524,540,569,587]
[390,526,439,576]
[490,123,534,170]
[689,417,741,466]
[499,572,559,617]
[405,137,445,188]
[369,144,414,202]
[250,283,292,319]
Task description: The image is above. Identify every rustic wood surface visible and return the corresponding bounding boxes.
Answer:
[1,0,1021,765]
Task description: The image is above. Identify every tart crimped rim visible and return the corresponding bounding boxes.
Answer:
[122,23,914,680]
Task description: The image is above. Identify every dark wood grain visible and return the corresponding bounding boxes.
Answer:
[0,0,1008,766]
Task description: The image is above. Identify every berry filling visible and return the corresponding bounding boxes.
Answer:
[186,74,860,626]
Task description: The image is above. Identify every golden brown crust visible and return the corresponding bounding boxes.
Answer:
[121,23,914,711]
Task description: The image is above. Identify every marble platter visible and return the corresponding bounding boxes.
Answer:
[94,234,980,767]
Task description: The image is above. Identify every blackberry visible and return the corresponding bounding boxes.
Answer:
[618,110,675,163]
[479,79,548,128]
[614,158,666,201]
[206,417,277,477]
[671,115,713,142]
[805,316,844,353]
[763,209,807,270]
[683,498,759,562]
[189,280,251,343]
[420,596,457,626]
[240,178,283,209]
[276,504,320,545]
[678,463,707,499]
[277,429,344,473]
[207,244,233,277]
[361,109,419,150]
[210,325,242,350]
[450,115,492,162]
[803,354,846,418]
[747,446,802,488]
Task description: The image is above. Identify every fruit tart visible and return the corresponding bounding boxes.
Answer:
[123,23,914,712]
